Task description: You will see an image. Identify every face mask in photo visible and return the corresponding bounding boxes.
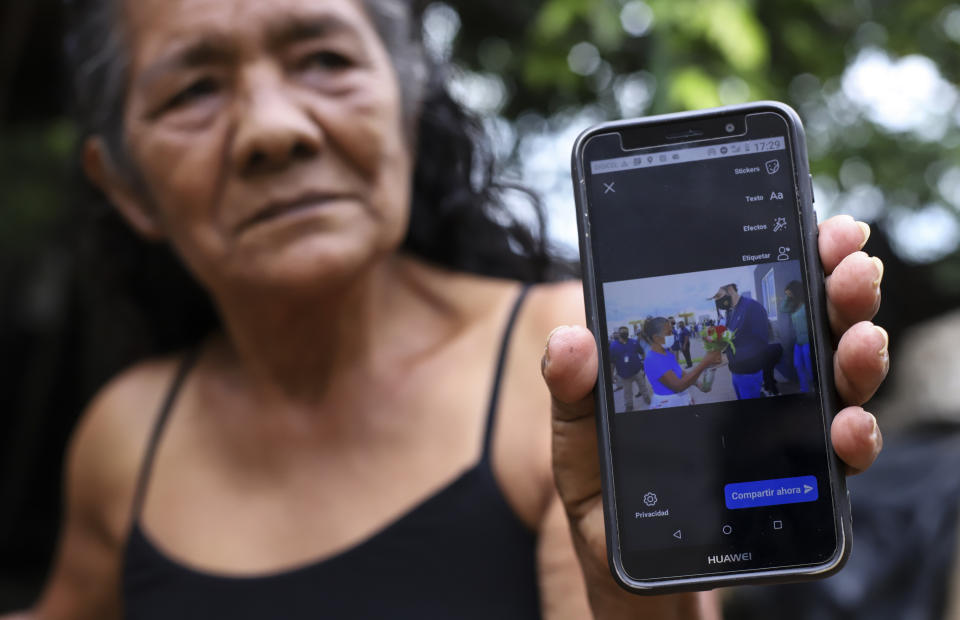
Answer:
[715,295,733,311]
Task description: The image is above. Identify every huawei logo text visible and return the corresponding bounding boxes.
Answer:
[706,552,753,565]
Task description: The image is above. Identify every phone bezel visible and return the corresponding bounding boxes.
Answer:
[570,101,852,593]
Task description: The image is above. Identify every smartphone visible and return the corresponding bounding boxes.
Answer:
[570,102,851,593]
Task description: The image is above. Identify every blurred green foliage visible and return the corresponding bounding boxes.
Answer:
[447,0,960,287]
[2,0,959,287]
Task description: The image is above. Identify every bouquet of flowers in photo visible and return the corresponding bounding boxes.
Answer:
[697,325,735,392]
[701,325,736,355]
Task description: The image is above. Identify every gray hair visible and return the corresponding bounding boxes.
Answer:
[65,0,428,178]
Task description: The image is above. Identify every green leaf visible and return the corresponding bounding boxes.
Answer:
[533,0,579,42]
[668,66,721,109]
[703,1,769,72]
[589,2,625,51]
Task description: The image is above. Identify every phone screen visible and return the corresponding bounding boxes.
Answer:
[580,111,839,581]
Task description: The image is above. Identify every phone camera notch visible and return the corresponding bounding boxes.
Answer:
[725,123,736,133]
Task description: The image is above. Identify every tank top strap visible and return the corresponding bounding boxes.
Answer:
[129,348,201,522]
[480,284,532,461]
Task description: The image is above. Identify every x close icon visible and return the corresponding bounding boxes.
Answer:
[603,182,615,194]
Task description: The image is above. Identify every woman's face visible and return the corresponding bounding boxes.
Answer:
[99,0,412,296]
[659,323,672,343]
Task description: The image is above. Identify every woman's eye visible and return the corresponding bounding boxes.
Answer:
[301,51,352,71]
[166,77,219,110]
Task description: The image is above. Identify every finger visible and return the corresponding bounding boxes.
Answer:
[542,325,599,413]
[830,406,882,475]
[825,251,883,337]
[542,325,601,518]
[819,215,871,275]
[834,321,889,405]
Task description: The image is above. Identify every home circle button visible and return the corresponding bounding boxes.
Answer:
[722,524,733,535]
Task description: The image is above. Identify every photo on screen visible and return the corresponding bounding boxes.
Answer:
[603,260,814,413]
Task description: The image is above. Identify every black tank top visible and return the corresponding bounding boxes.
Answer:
[122,286,541,619]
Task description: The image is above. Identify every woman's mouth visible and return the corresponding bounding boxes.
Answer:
[236,192,349,234]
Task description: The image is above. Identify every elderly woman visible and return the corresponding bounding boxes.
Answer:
[6,0,887,618]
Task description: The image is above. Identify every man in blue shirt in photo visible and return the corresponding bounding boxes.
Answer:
[609,326,651,411]
[710,283,780,400]
[677,320,693,368]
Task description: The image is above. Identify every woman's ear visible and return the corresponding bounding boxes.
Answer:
[83,136,166,241]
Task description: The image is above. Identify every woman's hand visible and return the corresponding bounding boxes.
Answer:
[541,215,886,618]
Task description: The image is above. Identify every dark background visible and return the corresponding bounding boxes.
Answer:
[2,0,959,614]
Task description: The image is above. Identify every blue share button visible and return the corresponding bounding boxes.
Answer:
[725,476,819,510]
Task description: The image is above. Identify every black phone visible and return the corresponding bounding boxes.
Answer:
[571,102,851,593]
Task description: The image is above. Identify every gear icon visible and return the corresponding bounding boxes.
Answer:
[643,491,658,507]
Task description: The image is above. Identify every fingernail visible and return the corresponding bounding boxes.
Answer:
[875,325,889,364]
[858,411,879,444]
[871,256,884,288]
[857,221,871,250]
[857,411,878,439]
[542,325,569,374]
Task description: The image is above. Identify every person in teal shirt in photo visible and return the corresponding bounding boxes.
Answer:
[781,280,813,393]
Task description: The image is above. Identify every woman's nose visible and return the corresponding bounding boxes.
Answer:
[232,72,323,176]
